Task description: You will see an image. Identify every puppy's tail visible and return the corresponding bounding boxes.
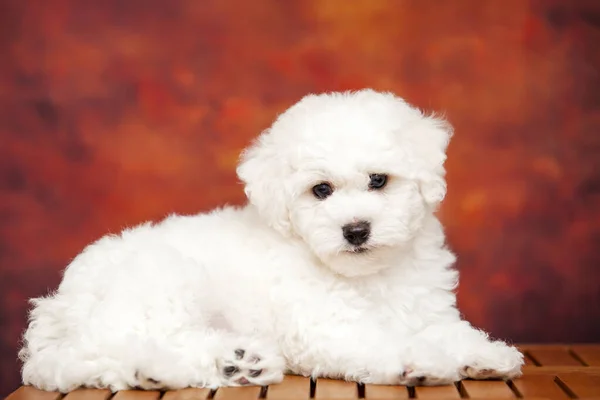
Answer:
[19,295,137,392]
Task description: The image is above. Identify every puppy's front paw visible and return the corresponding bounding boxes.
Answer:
[461,366,505,380]
[460,342,524,381]
[395,345,461,386]
[217,341,285,386]
[398,366,460,386]
[135,371,165,390]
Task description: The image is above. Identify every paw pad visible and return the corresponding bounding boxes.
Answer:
[248,369,262,378]
[234,349,245,360]
[223,366,240,377]
[220,348,266,386]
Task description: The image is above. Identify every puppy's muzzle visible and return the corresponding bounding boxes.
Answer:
[342,221,371,246]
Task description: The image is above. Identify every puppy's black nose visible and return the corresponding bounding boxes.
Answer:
[342,221,371,246]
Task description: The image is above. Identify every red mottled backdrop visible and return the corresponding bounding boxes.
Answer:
[1,0,599,395]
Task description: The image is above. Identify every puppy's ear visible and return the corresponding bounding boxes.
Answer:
[410,114,453,209]
[236,131,292,236]
[419,173,447,207]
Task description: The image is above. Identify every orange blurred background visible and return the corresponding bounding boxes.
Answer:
[1,0,599,395]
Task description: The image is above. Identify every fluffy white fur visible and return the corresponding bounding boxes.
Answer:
[19,89,523,392]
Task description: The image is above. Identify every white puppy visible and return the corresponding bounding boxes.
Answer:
[19,89,523,392]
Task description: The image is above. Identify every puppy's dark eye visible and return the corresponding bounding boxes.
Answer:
[369,174,388,190]
[312,183,334,199]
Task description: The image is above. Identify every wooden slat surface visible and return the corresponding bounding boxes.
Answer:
[161,388,211,400]
[522,354,535,366]
[522,365,600,374]
[314,378,357,399]
[265,376,310,400]
[415,384,462,399]
[518,346,536,366]
[7,345,600,400]
[112,390,161,400]
[63,389,112,400]
[511,375,569,399]
[6,387,62,400]
[556,372,600,398]
[460,380,516,398]
[363,384,408,399]
[212,386,262,399]
[571,344,600,366]
[521,345,582,366]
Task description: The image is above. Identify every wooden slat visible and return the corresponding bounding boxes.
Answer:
[314,378,357,399]
[524,346,582,366]
[522,366,600,374]
[511,375,569,399]
[363,384,408,399]
[571,345,600,366]
[517,346,536,366]
[62,389,111,400]
[212,386,262,400]
[266,375,311,400]
[161,388,211,400]
[112,391,161,400]
[9,345,600,400]
[6,387,62,400]
[556,372,600,398]
[414,384,461,399]
[461,380,516,398]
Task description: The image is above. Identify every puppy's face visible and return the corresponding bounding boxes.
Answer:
[288,166,426,276]
[237,90,451,277]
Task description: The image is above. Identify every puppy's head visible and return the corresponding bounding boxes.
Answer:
[237,89,452,277]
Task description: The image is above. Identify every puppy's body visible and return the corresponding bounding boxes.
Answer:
[20,90,523,392]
